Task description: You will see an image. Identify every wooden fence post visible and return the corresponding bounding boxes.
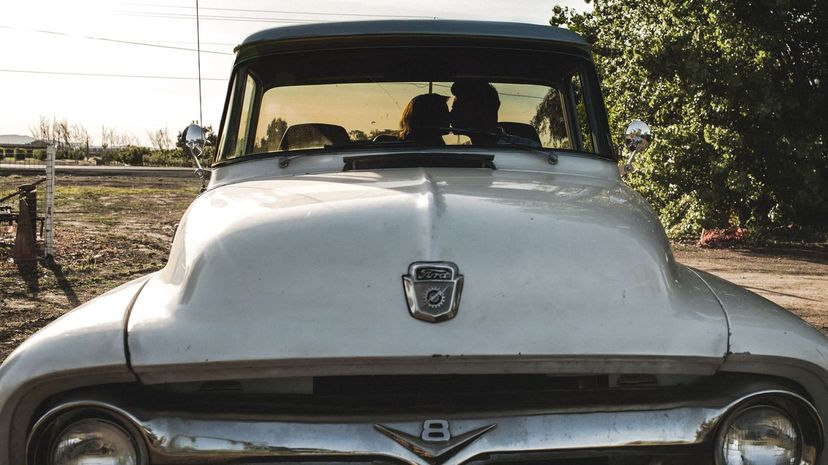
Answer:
[44,145,55,258]
[12,192,37,261]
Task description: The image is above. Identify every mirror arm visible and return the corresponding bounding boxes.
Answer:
[623,151,637,176]
[182,123,209,193]
[193,158,209,194]
[622,136,642,175]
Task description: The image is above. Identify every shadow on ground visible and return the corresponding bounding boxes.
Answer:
[738,245,828,266]
[46,258,81,308]
[12,258,81,308]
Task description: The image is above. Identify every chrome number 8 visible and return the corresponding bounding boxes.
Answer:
[421,419,451,442]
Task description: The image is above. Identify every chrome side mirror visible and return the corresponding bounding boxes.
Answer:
[183,123,207,159]
[182,123,209,192]
[621,120,652,176]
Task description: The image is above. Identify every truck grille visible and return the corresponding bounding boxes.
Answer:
[311,374,610,396]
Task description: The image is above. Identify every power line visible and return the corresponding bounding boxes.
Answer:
[113,12,318,24]
[112,2,438,19]
[141,40,236,46]
[107,9,438,24]
[1,69,546,98]
[201,6,438,19]
[1,69,545,99]
[431,83,545,100]
[0,69,227,81]
[114,12,441,25]
[0,24,233,55]
[112,12,439,24]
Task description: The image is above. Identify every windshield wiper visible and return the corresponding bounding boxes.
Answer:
[496,137,558,165]
[447,126,559,165]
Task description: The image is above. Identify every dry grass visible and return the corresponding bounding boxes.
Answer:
[1,175,199,361]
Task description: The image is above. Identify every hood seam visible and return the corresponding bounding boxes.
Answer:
[122,276,153,377]
[687,267,733,356]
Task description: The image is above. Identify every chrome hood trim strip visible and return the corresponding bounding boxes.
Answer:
[133,355,722,385]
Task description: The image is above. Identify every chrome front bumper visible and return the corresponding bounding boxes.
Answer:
[29,386,823,465]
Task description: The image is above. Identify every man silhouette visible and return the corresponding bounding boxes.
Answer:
[449,80,501,145]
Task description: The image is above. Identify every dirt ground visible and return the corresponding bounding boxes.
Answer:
[1,175,200,362]
[673,244,828,334]
[1,175,826,364]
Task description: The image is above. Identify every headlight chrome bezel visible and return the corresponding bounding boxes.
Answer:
[27,405,148,465]
[714,393,823,465]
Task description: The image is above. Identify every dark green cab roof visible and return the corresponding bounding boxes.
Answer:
[238,20,589,51]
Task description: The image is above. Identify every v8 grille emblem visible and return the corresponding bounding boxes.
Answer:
[375,420,495,465]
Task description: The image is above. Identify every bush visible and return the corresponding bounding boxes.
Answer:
[92,146,204,167]
[33,149,47,161]
[123,146,150,166]
[96,146,150,166]
[143,149,193,167]
[100,149,120,165]
[14,148,27,161]
[55,148,81,160]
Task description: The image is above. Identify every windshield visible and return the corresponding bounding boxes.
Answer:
[217,45,610,162]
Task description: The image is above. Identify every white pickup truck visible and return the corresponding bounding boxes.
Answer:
[1,20,825,465]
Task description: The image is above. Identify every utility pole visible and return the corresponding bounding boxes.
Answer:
[195,0,203,125]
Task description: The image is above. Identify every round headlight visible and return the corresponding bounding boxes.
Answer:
[51,418,138,465]
[719,406,801,465]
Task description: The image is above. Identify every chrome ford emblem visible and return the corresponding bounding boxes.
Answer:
[402,262,463,322]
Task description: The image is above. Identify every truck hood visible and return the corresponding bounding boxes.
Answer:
[127,168,728,383]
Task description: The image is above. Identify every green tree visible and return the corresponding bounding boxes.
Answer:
[552,0,827,238]
[204,125,217,147]
[349,129,368,141]
[368,128,397,140]
[531,89,570,147]
[256,118,288,152]
[122,146,150,166]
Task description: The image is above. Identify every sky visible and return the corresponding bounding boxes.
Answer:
[0,0,589,146]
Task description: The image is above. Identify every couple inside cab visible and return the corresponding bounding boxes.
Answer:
[399,80,502,146]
